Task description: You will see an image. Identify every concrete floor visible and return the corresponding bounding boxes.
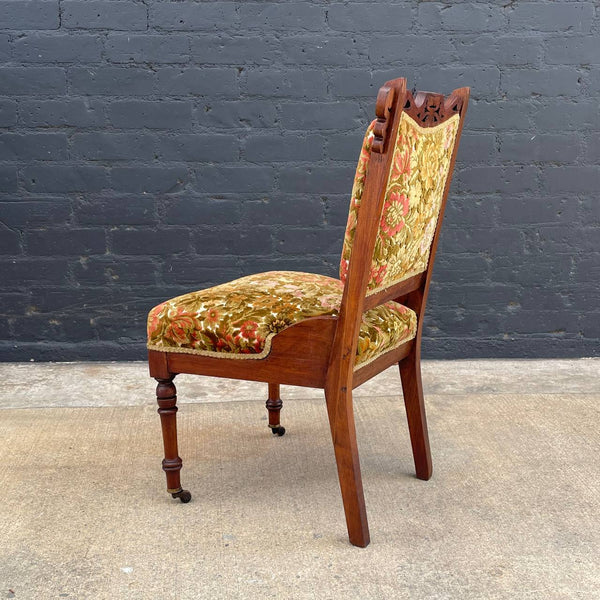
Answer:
[1,358,599,599]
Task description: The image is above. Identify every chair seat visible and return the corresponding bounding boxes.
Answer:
[147,271,417,368]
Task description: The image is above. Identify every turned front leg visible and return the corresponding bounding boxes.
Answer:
[266,383,285,436]
[156,377,191,503]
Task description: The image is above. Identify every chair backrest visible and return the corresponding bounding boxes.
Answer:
[328,78,469,385]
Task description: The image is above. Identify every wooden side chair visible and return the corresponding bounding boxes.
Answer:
[147,77,469,547]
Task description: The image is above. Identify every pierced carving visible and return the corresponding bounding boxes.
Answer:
[372,85,395,153]
[404,90,463,127]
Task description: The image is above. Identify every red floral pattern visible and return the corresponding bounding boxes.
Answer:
[341,112,460,294]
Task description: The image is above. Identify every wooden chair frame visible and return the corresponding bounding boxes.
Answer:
[149,78,469,547]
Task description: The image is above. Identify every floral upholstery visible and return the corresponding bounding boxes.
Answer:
[341,112,460,295]
[147,271,417,368]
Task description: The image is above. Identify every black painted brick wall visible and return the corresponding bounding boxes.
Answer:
[0,1,599,361]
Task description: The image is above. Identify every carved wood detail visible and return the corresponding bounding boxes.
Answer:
[403,90,464,127]
[371,84,396,153]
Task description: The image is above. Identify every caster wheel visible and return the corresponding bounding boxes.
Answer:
[271,426,286,436]
[171,489,192,503]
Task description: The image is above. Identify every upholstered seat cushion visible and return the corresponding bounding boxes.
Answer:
[147,271,417,368]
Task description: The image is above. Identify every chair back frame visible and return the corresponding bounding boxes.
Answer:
[329,78,470,393]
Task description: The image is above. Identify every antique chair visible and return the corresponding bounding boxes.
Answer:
[147,78,469,547]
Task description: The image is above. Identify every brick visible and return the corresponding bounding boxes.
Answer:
[438,227,523,256]
[163,198,241,225]
[0,226,20,254]
[161,258,240,286]
[543,167,600,193]
[278,166,355,193]
[71,133,156,161]
[280,36,362,66]
[110,167,189,194]
[196,101,278,129]
[241,197,324,227]
[0,166,18,192]
[74,197,156,225]
[327,131,364,161]
[500,133,580,163]
[419,3,504,32]
[414,66,500,98]
[328,3,413,32]
[545,36,600,65]
[244,134,322,162]
[108,100,192,130]
[586,137,600,163]
[23,166,108,193]
[0,201,71,227]
[248,69,328,99]
[106,35,190,64]
[586,67,600,93]
[509,2,594,33]
[457,166,538,194]
[156,67,238,95]
[432,255,490,284]
[69,66,154,95]
[0,1,59,29]
[498,196,577,225]
[0,133,67,161]
[281,102,363,131]
[0,258,69,283]
[19,99,104,127]
[194,226,273,255]
[503,68,580,97]
[457,133,497,163]
[468,100,530,131]
[275,227,344,255]
[0,34,10,61]
[73,257,158,285]
[239,4,325,31]
[531,99,599,132]
[111,228,190,255]
[62,1,147,30]
[0,67,65,94]
[453,36,541,66]
[194,166,274,193]
[369,35,454,65]
[26,229,106,256]
[444,196,498,228]
[158,134,238,162]
[191,35,275,65]
[13,34,102,63]
[0,100,17,127]
[150,2,236,31]
[330,69,395,98]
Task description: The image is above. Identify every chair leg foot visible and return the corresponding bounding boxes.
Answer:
[170,488,192,503]
[399,348,432,481]
[266,383,285,436]
[325,386,370,548]
[156,376,192,501]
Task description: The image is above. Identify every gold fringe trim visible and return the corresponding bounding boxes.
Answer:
[147,331,277,360]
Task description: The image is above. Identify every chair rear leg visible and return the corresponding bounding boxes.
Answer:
[325,386,370,547]
[266,383,285,436]
[156,376,191,503]
[399,348,432,481]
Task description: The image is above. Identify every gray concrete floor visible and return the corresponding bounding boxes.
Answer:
[1,358,599,599]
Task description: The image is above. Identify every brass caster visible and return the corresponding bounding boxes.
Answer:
[171,489,192,503]
[270,426,286,436]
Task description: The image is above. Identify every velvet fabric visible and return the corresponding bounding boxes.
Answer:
[340,112,460,295]
[147,271,417,367]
